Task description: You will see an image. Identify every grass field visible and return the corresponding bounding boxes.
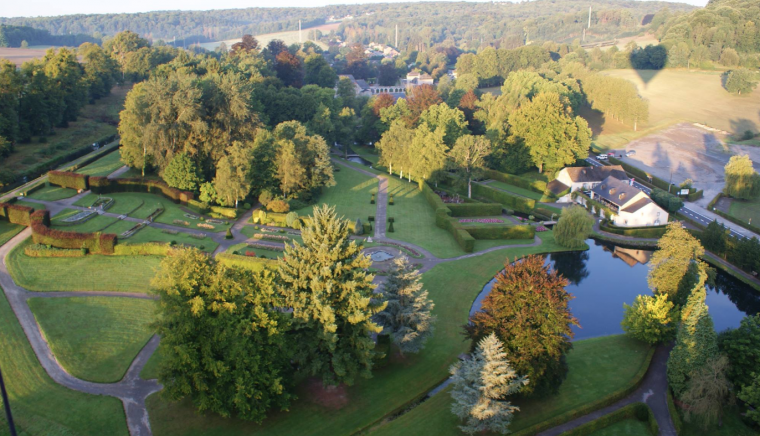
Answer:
[28,297,156,383]
[8,238,160,293]
[0,85,129,177]
[727,197,760,225]
[76,149,124,177]
[198,22,338,51]
[147,238,576,436]
[483,180,544,200]
[588,418,653,436]
[297,166,378,225]
[0,220,25,248]
[0,288,128,436]
[28,185,78,201]
[369,335,651,436]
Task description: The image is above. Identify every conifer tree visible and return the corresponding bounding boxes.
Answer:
[450,333,528,435]
[278,205,385,385]
[375,256,436,355]
[667,263,719,397]
[648,222,705,305]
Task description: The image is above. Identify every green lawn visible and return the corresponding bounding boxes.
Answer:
[297,165,378,224]
[0,288,128,436]
[588,418,653,436]
[52,209,119,233]
[727,197,760,226]
[76,149,124,177]
[28,297,156,383]
[8,238,160,293]
[484,180,544,201]
[0,220,25,248]
[140,347,164,380]
[115,167,163,180]
[27,185,78,201]
[147,238,576,436]
[369,335,651,436]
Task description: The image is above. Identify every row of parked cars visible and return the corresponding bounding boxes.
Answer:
[596,150,636,160]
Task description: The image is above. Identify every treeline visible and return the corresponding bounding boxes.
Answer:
[0,24,97,48]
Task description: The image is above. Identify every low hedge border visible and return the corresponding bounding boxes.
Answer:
[216,252,279,272]
[667,388,682,435]
[113,242,174,256]
[24,244,86,258]
[557,402,659,436]
[447,203,503,217]
[511,346,656,436]
[30,210,116,254]
[89,176,194,205]
[705,196,760,235]
[48,171,88,191]
[0,203,34,226]
[462,222,536,240]
[599,222,668,239]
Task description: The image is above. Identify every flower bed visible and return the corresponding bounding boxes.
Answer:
[206,218,227,225]
[197,223,215,230]
[458,218,504,224]
[62,210,97,223]
[184,213,199,220]
[253,233,289,242]
[162,229,179,235]
[121,222,147,238]
[436,191,464,204]
[173,219,190,226]
[189,233,206,239]
[536,225,548,232]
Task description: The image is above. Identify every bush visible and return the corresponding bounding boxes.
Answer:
[446,203,503,217]
[622,294,679,345]
[258,190,274,208]
[210,205,239,219]
[355,218,364,235]
[389,194,394,205]
[388,221,394,232]
[554,205,594,248]
[225,228,233,239]
[48,170,88,190]
[267,199,290,213]
[285,212,299,228]
[371,193,375,204]
[650,188,683,213]
[187,199,210,215]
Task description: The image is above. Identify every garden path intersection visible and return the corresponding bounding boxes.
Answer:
[0,162,675,436]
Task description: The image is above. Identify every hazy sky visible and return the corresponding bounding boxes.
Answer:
[2,0,707,18]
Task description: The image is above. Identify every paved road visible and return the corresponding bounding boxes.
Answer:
[586,158,752,240]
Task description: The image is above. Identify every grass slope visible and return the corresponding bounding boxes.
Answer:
[28,297,156,383]
[76,150,124,177]
[0,220,24,248]
[147,235,574,436]
[8,238,160,293]
[588,418,653,436]
[0,288,128,436]
[369,335,651,436]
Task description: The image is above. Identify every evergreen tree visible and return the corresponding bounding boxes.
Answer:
[554,205,594,249]
[151,248,293,422]
[621,293,679,345]
[162,152,202,191]
[375,256,436,355]
[718,314,760,388]
[648,222,705,305]
[701,220,728,255]
[278,205,385,385]
[667,263,719,397]
[450,333,528,435]
[724,154,760,200]
[738,373,760,427]
[466,255,578,397]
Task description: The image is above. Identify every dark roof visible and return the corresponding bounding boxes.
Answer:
[563,165,628,183]
[621,197,653,213]
[591,176,643,207]
[547,179,570,196]
[354,79,370,90]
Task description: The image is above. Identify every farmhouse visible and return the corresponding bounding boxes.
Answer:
[405,71,435,86]
[548,165,628,202]
[337,74,371,96]
[590,176,668,227]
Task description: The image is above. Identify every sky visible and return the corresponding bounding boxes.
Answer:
[2,0,707,19]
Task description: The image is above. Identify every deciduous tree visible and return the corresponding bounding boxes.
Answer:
[717,314,760,388]
[648,222,705,305]
[681,355,734,429]
[449,135,491,198]
[724,154,760,200]
[162,152,202,191]
[554,205,594,249]
[621,293,679,345]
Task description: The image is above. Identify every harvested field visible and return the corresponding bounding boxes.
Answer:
[199,22,339,51]
[0,47,49,67]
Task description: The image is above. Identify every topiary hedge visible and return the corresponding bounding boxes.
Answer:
[24,244,86,258]
[30,210,116,254]
[0,203,34,226]
[464,224,536,240]
[447,203,503,217]
[48,171,89,191]
[599,222,668,239]
[472,183,535,213]
[211,205,239,219]
[89,177,194,204]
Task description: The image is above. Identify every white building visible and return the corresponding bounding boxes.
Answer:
[405,71,434,87]
[548,165,628,202]
[590,176,668,227]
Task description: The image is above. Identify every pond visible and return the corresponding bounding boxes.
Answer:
[472,240,760,340]
[370,250,395,262]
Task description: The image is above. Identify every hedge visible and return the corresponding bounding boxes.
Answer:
[667,389,682,435]
[511,346,656,436]
[113,242,174,256]
[440,217,476,252]
[210,205,239,219]
[599,222,668,238]
[0,203,34,226]
[447,203,503,217]
[608,157,671,191]
[216,252,279,272]
[464,224,536,240]
[484,169,546,193]
[558,402,658,436]
[472,183,535,213]
[24,244,86,258]
[48,171,88,191]
[30,210,116,254]
[89,177,194,204]
[534,205,562,220]
[687,190,703,201]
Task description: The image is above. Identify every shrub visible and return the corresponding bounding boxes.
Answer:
[48,170,88,190]
[258,190,274,207]
[355,218,364,235]
[650,188,684,213]
[285,212,299,228]
[267,199,290,213]
[622,294,679,345]
[389,194,394,205]
[388,221,394,232]
[371,193,375,204]
[225,228,233,239]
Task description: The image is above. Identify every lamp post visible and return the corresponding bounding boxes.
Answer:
[0,365,18,436]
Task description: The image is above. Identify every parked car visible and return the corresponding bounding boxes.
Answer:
[625,150,636,157]
[607,152,615,156]
[596,154,608,160]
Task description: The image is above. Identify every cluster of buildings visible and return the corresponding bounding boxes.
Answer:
[365,42,400,59]
[549,165,668,227]
[337,69,439,99]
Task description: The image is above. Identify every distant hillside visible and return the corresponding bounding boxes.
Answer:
[0,0,696,48]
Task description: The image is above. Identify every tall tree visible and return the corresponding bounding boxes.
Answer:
[375,256,436,355]
[723,68,759,95]
[466,255,578,397]
[718,314,760,389]
[230,34,259,56]
[648,222,705,305]
[103,30,149,80]
[377,119,413,176]
[724,154,760,200]
[450,333,529,435]
[738,374,760,427]
[681,355,734,429]
[273,120,335,198]
[214,141,253,207]
[621,293,679,345]
[554,205,594,249]
[278,205,385,385]
[275,50,303,88]
[406,84,442,125]
[409,124,447,185]
[418,103,468,148]
[303,53,337,88]
[162,152,202,191]
[151,248,293,422]
[449,135,491,198]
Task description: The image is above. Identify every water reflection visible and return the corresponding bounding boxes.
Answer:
[473,240,760,340]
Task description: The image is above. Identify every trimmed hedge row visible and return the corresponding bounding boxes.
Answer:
[24,244,86,258]
[210,205,240,219]
[421,183,474,252]
[48,171,88,191]
[558,402,658,436]
[511,347,656,436]
[484,169,546,193]
[0,203,34,226]
[472,183,535,213]
[447,203,503,217]
[216,252,279,272]
[667,389,682,435]
[113,243,174,256]
[69,143,119,172]
[464,224,536,240]
[89,176,194,204]
[30,210,116,254]
[599,222,668,239]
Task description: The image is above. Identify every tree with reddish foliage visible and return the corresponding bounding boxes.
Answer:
[345,43,369,79]
[406,84,442,125]
[458,90,482,133]
[266,39,288,56]
[230,34,259,56]
[275,51,303,88]
[372,93,396,117]
[465,255,579,397]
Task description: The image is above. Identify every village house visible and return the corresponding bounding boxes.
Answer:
[405,71,435,87]
[590,176,669,227]
[548,165,628,202]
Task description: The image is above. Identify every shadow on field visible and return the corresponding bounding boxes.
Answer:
[730,117,759,140]
[629,45,667,86]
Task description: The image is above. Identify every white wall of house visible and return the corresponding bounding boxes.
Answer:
[612,202,668,227]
